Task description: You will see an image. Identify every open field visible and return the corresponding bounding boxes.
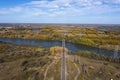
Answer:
[0,24,120,80]
[0,42,120,80]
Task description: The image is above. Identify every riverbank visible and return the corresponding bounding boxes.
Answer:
[0,26,120,53]
[0,37,118,57]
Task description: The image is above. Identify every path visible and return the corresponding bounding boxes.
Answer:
[74,63,80,80]
[43,59,60,80]
[43,61,55,80]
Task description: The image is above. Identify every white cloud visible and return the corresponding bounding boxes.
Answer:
[25,8,48,16]
[0,0,120,17]
[0,10,9,14]
[0,7,23,14]
[94,1,102,5]
[104,0,120,4]
[9,7,23,12]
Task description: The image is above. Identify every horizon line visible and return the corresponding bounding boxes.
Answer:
[0,22,120,25]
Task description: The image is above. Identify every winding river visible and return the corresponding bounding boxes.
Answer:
[0,37,119,57]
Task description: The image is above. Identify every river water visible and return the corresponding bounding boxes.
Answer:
[31,30,41,32]
[0,37,119,57]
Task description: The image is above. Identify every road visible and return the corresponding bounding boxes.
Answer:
[61,34,67,80]
[61,51,67,80]
[44,61,55,80]
[44,34,67,80]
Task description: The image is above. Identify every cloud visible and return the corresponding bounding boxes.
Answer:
[104,0,120,4]
[0,11,8,14]
[0,0,120,17]
[0,7,23,15]
[9,7,23,12]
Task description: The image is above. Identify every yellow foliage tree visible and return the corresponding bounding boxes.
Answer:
[50,46,68,56]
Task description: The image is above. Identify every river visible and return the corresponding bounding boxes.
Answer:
[0,37,119,57]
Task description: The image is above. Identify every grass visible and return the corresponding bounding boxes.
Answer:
[0,42,119,80]
[75,56,120,80]
[0,26,120,52]
[0,42,51,80]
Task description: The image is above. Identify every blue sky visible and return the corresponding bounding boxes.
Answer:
[0,0,120,24]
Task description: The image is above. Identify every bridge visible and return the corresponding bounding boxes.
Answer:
[61,34,67,80]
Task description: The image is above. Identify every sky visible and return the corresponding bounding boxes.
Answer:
[0,0,120,24]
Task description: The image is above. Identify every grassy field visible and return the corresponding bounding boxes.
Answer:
[0,42,52,80]
[0,42,119,80]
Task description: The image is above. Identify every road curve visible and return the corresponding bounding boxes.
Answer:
[43,61,55,80]
[74,63,80,80]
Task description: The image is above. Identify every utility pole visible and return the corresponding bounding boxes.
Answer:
[61,34,67,80]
